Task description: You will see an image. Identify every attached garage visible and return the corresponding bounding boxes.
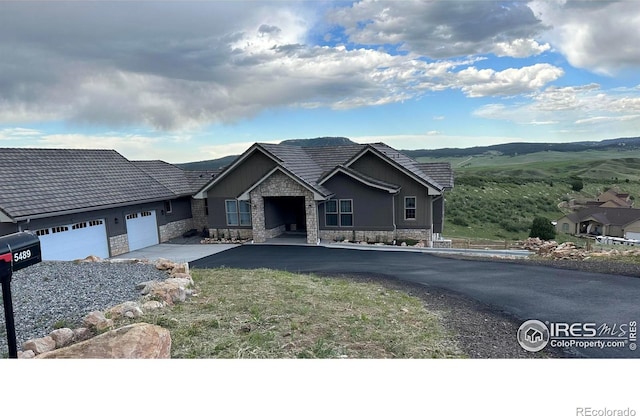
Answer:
[625,231,640,240]
[126,210,159,251]
[36,219,109,261]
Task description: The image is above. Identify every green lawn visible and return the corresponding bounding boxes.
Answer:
[131,268,465,358]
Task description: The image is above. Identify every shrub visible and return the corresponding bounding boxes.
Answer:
[570,177,584,192]
[529,216,556,240]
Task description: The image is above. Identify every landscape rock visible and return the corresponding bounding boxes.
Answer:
[73,327,93,342]
[18,350,35,359]
[83,311,114,332]
[145,280,190,305]
[154,258,175,271]
[107,301,144,319]
[36,323,171,359]
[142,300,164,311]
[22,336,56,355]
[50,328,75,348]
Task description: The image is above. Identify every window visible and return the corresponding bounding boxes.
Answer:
[239,200,251,226]
[326,200,338,226]
[204,198,209,216]
[225,200,239,226]
[405,196,416,220]
[340,199,353,226]
[164,200,173,214]
[562,223,569,232]
[325,199,353,227]
[226,200,252,226]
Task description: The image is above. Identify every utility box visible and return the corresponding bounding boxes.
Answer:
[0,231,42,272]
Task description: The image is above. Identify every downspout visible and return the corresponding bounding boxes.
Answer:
[316,201,321,245]
[392,191,398,242]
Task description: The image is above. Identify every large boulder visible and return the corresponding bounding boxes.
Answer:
[36,323,171,359]
[22,336,56,355]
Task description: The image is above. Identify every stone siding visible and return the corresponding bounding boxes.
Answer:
[319,228,431,244]
[109,234,129,257]
[208,228,253,240]
[432,239,452,248]
[159,218,194,242]
[249,171,318,244]
[191,199,208,231]
[265,224,286,239]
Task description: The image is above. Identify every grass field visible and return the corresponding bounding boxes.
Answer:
[131,268,464,358]
[426,148,640,241]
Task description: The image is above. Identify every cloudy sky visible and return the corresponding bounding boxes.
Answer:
[1,1,639,163]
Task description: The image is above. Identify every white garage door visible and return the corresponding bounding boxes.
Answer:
[36,219,109,261]
[126,210,159,251]
[626,232,640,240]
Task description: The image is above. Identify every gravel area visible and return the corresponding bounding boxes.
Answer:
[0,261,167,357]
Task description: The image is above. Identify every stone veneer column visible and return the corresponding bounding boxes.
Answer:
[248,170,318,245]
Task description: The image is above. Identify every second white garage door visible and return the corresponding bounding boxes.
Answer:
[625,231,640,241]
[126,210,159,251]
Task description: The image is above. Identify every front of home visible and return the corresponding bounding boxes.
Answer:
[194,142,453,245]
[0,149,214,261]
[556,207,640,240]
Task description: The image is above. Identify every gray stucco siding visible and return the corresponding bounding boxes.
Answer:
[206,151,277,198]
[161,197,192,224]
[207,196,252,230]
[0,222,18,236]
[319,173,394,230]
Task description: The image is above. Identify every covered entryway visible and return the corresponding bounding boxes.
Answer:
[36,219,109,260]
[264,196,307,235]
[126,210,159,251]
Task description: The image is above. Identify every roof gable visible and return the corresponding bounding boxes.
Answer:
[346,143,443,194]
[319,165,400,193]
[0,148,176,221]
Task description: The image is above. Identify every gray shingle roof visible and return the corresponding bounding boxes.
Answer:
[133,160,217,196]
[0,148,176,220]
[199,141,451,198]
[320,165,401,192]
[565,207,640,226]
[417,162,454,189]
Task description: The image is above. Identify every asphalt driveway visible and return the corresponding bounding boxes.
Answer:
[190,245,640,358]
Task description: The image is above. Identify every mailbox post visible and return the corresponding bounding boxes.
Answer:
[0,231,41,358]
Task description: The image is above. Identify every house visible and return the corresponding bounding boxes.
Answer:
[194,142,453,245]
[595,189,633,208]
[555,207,640,240]
[0,148,214,261]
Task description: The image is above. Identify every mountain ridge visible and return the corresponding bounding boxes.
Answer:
[176,136,640,171]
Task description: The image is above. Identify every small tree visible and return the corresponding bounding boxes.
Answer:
[529,216,556,240]
[570,177,584,192]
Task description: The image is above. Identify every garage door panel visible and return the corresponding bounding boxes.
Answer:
[626,231,640,240]
[126,210,159,251]
[36,219,109,261]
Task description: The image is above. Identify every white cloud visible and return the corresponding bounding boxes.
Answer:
[530,0,640,75]
[492,39,550,58]
[457,64,564,97]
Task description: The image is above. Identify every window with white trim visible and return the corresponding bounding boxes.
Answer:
[164,200,173,214]
[405,196,416,220]
[325,199,353,227]
[225,200,251,226]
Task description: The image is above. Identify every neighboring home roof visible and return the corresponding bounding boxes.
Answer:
[562,207,640,227]
[0,148,176,221]
[133,160,216,195]
[195,141,451,199]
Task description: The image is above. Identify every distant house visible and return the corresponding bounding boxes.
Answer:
[0,148,214,260]
[595,189,633,208]
[194,142,453,245]
[555,207,640,240]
